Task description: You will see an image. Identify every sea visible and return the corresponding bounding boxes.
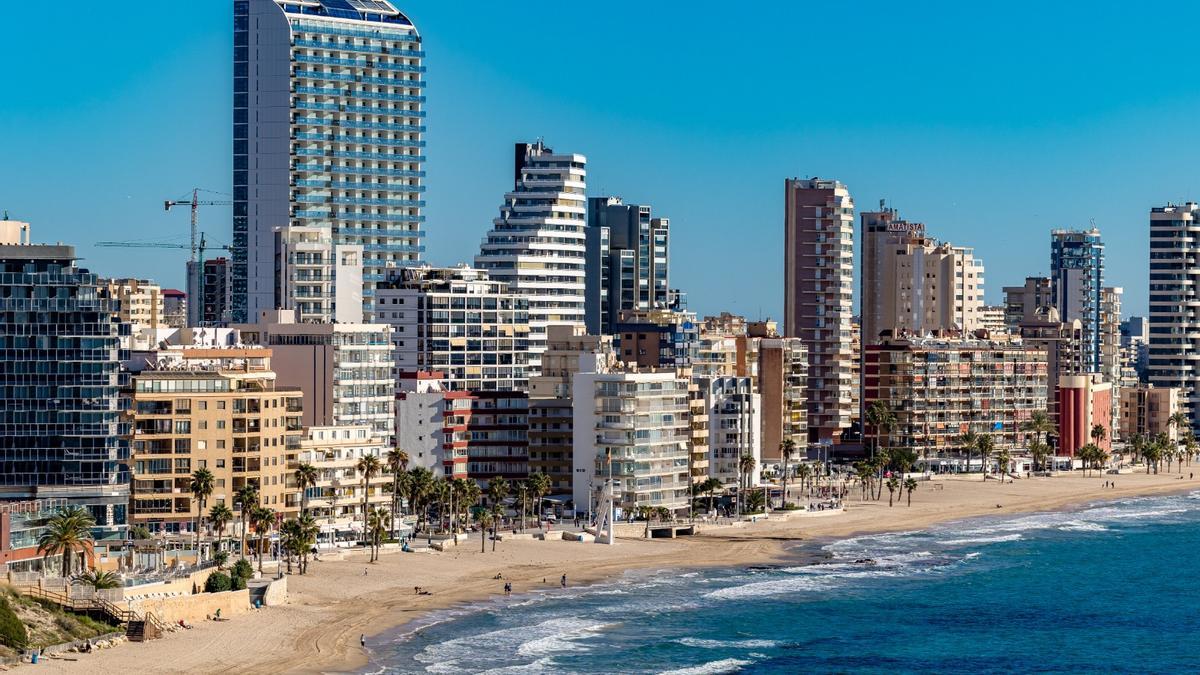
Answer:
[365,490,1200,674]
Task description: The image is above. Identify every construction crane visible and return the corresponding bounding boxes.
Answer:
[163,188,232,264]
[95,233,233,264]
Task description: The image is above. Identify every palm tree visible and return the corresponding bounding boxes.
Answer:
[189,468,215,559]
[38,506,95,578]
[235,483,260,560]
[794,463,813,501]
[209,503,234,554]
[406,467,435,533]
[739,453,757,493]
[250,506,276,573]
[294,463,319,517]
[1021,411,1055,471]
[957,430,979,475]
[515,480,531,532]
[1090,424,1107,449]
[73,570,121,591]
[779,439,797,508]
[356,454,382,544]
[487,477,510,551]
[995,448,1012,483]
[885,477,899,507]
[976,434,995,481]
[1029,439,1051,475]
[367,507,390,562]
[854,461,873,501]
[280,519,300,574]
[1167,411,1190,438]
[296,513,319,574]
[903,477,918,506]
[477,510,493,553]
[1143,437,1162,474]
[527,472,552,529]
[865,400,896,461]
[385,448,410,535]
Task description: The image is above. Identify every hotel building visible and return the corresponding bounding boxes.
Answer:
[234,0,426,322]
[783,178,855,443]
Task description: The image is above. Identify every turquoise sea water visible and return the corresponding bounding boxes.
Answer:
[367,490,1200,674]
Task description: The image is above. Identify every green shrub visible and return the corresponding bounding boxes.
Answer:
[231,559,253,582]
[0,596,28,650]
[204,572,232,593]
[232,575,247,591]
[213,551,229,569]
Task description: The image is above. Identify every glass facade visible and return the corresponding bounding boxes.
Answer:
[234,0,425,322]
[0,244,129,537]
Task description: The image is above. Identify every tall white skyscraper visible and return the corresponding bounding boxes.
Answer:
[475,141,587,368]
[1148,202,1200,428]
[233,0,425,322]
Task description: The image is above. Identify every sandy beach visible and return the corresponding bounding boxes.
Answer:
[28,470,1200,674]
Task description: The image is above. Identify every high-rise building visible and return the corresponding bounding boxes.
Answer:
[235,312,395,446]
[612,308,699,371]
[294,424,391,546]
[1019,306,1087,437]
[860,205,986,345]
[200,257,232,326]
[1120,316,1150,383]
[783,178,855,443]
[129,348,304,533]
[0,227,129,538]
[376,265,529,392]
[585,197,670,334]
[1148,202,1200,427]
[572,366,690,516]
[273,226,364,324]
[1002,276,1053,332]
[475,141,587,368]
[1051,228,1104,372]
[1057,374,1113,457]
[528,398,573,496]
[1099,286,1123,384]
[233,0,425,322]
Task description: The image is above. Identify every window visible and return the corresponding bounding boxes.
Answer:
[197,440,207,450]
[217,420,226,429]
[216,459,226,468]
[217,401,227,410]
[198,401,208,411]
[198,420,208,430]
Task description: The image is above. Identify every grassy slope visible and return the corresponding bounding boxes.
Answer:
[0,588,120,659]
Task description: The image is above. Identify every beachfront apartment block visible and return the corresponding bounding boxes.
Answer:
[475,141,587,370]
[1118,384,1183,443]
[233,0,426,322]
[292,424,391,547]
[613,308,700,371]
[572,367,691,517]
[862,335,1049,453]
[529,324,616,399]
[376,265,530,392]
[784,178,855,443]
[1147,202,1200,429]
[234,311,396,447]
[698,376,761,488]
[0,224,130,540]
[129,348,304,533]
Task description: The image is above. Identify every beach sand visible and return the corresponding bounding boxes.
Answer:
[30,470,1200,674]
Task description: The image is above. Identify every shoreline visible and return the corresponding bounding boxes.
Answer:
[33,472,1200,675]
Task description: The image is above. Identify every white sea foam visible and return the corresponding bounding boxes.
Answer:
[414,617,608,672]
[659,658,755,675]
[516,620,607,657]
[675,637,778,649]
[940,533,1024,546]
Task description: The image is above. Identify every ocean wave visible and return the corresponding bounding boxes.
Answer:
[658,658,755,675]
[940,533,1024,545]
[414,617,609,671]
[675,637,778,649]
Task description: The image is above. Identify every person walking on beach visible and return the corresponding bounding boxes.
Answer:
[360,634,366,648]
[561,574,567,589]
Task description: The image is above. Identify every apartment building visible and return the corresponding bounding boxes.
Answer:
[863,336,1048,452]
[1118,384,1183,443]
[447,391,529,485]
[613,308,699,370]
[1147,203,1200,428]
[475,141,587,368]
[293,425,391,546]
[129,347,303,533]
[1057,375,1113,456]
[528,398,573,496]
[235,311,396,446]
[572,367,691,516]
[377,265,529,392]
[783,177,855,443]
[273,225,364,323]
[859,207,986,345]
[585,196,671,335]
[1051,228,1105,372]
[529,324,615,399]
[1003,276,1053,333]
[104,278,165,335]
[698,376,760,487]
[200,257,232,326]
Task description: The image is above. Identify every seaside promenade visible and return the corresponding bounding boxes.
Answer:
[32,471,1200,674]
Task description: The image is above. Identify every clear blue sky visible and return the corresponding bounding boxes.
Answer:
[3,1,1199,319]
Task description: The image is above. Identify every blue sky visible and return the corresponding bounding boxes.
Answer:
[3,1,1199,319]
